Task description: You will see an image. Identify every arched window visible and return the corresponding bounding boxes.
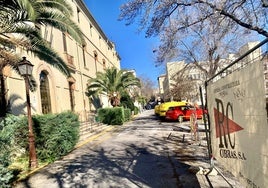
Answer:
[40,71,51,114]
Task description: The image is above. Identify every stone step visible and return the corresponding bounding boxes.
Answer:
[79,123,107,137]
[77,121,111,144]
[79,121,98,133]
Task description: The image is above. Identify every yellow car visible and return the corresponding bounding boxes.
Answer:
[159,101,188,118]
[154,104,160,116]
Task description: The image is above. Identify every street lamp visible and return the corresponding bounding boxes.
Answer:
[17,57,38,169]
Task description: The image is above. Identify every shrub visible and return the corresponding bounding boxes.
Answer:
[124,108,131,121]
[134,106,139,115]
[10,112,79,163]
[120,92,134,111]
[0,115,23,187]
[0,112,80,187]
[98,107,125,125]
[97,108,111,125]
[32,111,80,162]
[110,107,125,125]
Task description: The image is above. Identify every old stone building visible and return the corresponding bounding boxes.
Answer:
[1,0,120,121]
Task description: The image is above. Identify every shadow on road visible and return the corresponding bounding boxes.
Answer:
[15,142,202,188]
[15,110,206,188]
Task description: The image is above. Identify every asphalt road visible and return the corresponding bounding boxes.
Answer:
[13,110,242,188]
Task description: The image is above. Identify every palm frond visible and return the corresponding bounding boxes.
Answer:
[86,67,141,102]
[35,0,73,17]
[30,43,70,76]
[16,0,36,20]
[0,49,20,69]
[36,10,85,44]
[0,22,71,77]
[0,0,85,76]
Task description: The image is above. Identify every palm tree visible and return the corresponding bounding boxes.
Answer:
[0,0,85,75]
[86,67,141,107]
[0,0,85,116]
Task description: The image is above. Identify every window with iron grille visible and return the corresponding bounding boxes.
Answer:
[40,71,51,114]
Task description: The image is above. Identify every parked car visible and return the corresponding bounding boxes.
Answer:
[154,104,160,116]
[165,105,207,121]
[145,101,157,110]
[158,101,188,118]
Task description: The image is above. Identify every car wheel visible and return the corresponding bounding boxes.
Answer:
[178,115,183,123]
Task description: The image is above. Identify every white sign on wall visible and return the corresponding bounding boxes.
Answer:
[207,60,268,188]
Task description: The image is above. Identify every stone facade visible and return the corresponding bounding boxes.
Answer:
[2,0,120,121]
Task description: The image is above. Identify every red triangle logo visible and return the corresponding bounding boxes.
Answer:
[214,108,244,138]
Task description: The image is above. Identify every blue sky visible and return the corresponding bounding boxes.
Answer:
[84,0,163,86]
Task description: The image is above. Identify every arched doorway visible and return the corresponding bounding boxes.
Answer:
[39,71,51,114]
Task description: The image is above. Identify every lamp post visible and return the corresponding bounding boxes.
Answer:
[17,57,38,169]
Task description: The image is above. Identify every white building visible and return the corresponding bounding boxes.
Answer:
[158,41,262,104]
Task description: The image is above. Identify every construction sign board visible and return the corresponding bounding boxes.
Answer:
[206,60,268,188]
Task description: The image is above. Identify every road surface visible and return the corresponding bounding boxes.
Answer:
[13,110,241,188]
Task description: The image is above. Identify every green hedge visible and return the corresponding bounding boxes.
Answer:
[32,111,80,162]
[134,106,139,115]
[124,108,131,121]
[0,111,80,187]
[0,115,22,188]
[120,92,134,111]
[97,107,131,125]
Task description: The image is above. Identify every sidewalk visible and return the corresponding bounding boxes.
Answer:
[167,120,244,188]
